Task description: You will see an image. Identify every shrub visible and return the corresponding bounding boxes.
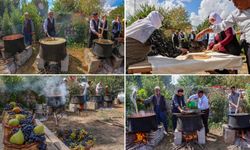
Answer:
[2,8,12,35]
[209,90,227,123]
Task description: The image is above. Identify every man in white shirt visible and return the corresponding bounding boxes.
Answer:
[43,11,56,37]
[188,90,210,135]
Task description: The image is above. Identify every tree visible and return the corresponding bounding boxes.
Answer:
[196,18,210,32]
[109,5,124,20]
[2,8,12,35]
[10,3,22,33]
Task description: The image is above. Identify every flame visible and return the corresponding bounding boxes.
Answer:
[134,132,147,144]
[183,132,198,142]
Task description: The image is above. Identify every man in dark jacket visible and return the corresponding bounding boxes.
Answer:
[43,11,56,37]
[144,86,168,134]
[23,12,35,46]
[172,31,179,48]
[172,88,186,131]
[88,12,101,48]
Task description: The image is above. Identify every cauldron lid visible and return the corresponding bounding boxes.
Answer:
[39,37,66,45]
[228,113,250,116]
[94,39,114,45]
[128,112,156,119]
[3,34,24,41]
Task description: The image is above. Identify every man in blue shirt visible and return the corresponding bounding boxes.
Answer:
[188,90,210,135]
[172,88,186,131]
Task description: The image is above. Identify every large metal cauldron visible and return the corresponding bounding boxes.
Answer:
[104,95,113,102]
[47,96,65,108]
[93,39,114,58]
[3,34,25,55]
[70,95,83,104]
[228,113,250,129]
[39,37,67,62]
[92,96,103,103]
[127,113,158,133]
[174,113,203,132]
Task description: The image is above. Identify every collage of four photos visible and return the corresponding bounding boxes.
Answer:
[0,0,250,150]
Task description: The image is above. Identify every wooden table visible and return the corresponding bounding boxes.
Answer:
[1,120,70,150]
[127,59,152,74]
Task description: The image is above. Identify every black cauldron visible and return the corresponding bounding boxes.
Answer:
[92,96,103,103]
[92,39,114,58]
[70,95,83,104]
[47,96,65,108]
[3,34,25,55]
[228,113,250,129]
[127,113,158,133]
[39,37,67,62]
[174,113,203,132]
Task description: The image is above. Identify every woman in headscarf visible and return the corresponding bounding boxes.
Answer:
[126,11,188,67]
[207,12,241,56]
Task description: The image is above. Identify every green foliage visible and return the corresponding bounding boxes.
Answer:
[127,4,191,34]
[2,8,12,35]
[109,5,124,19]
[209,89,227,123]
[196,18,210,32]
[137,89,147,99]
[10,4,22,33]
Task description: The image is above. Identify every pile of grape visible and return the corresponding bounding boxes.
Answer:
[4,103,47,150]
[57,128,95,149]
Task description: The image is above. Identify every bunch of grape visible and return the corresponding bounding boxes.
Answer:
[20,115,33,125]
[21,124,47,150]
[4,104,13,111]
[60,128,95,149]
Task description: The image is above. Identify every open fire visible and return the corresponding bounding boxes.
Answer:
[183,132,198,143]
[134,132,148,144]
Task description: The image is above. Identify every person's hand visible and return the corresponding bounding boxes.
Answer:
[97,33,102,38]
[196,31,205,41]
[212,43,221,51]
[32,32,35,35]
[187,99,191,102]
[180,48,188,55]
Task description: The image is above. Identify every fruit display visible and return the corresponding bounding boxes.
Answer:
[57,128,95,150]
[3,103,47,150]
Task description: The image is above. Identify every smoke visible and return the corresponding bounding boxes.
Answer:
[130,85,138,113]
[0,76,68,104]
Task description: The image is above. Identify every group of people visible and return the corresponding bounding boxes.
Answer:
[144,87,210,136]
[22,11,123,49]
[22,11,56,46]
[88,12,123,48]
[172,30,197,48]
[143,85,245,136]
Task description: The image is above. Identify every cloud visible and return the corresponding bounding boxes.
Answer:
[190,0,235,27]
[126,0,193,17]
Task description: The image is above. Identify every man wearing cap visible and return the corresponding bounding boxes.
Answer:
[43,11,56,37]
[172,88,186,131]
[88,12,101,48]
[23,12,35,46]
[188,90,210,135]
[144,86,168,134]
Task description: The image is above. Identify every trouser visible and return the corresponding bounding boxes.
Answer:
[102,31,108,39]
[243,40,250,74]
[88,33,98,48]
[24,33,32,46]
[172,114,178,131]
[155,106,168,132]
[47,30,56,37]
[112,32,120,40]
[201,108,209,135]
